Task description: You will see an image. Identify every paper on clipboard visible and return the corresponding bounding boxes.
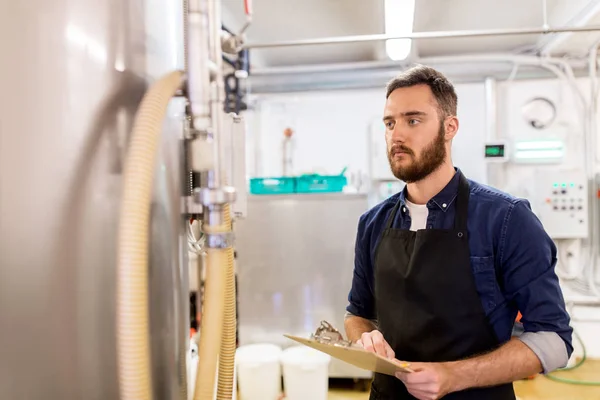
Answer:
[283,321,413,376]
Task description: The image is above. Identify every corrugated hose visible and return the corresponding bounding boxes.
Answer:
[116,70,184,400]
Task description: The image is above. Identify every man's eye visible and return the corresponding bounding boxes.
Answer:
[408,119,419,125]
[385,121,395,129]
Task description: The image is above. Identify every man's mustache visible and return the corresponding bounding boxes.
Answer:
[390,144,414,156]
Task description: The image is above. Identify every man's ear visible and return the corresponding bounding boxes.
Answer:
[445,116,459,140]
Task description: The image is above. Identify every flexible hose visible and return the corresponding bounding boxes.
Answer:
[194,244,229,400]
[193,203,236,400]
[216,203,236,400]
[116,70,184,400]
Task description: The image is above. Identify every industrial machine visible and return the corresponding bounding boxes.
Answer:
[1,0,248,399]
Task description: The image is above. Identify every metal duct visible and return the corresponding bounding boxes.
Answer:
[246,56,587,94]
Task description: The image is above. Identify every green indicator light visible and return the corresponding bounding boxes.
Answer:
[485,144,505,158]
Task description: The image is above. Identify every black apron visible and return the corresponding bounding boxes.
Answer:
[369,172,516,400]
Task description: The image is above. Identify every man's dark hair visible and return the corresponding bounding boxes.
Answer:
[385,64,458,118]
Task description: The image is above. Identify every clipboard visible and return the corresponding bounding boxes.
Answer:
[284,321,414,376]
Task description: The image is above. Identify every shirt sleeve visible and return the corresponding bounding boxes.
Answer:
[498,199,573,371]
[518,331,569,374]
[346,213,376,320]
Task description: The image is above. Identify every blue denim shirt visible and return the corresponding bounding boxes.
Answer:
[346,169,573,359]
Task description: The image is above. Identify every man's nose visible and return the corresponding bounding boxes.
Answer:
[390,124,407,143]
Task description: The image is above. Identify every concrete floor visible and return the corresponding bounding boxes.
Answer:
[326,359,600,400]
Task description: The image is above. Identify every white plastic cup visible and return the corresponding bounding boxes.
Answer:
[236,343,283,400]
[280,346,331,400]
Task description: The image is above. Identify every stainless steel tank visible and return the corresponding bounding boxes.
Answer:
[0,1,188,399]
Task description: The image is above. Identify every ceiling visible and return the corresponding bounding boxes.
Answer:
[222,0,600,68]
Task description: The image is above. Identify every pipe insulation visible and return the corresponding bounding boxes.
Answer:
[116,70,184,400]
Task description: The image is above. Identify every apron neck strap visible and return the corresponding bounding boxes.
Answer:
[384,172,470,231]
[454,172,470,231]
[385,195,403,230]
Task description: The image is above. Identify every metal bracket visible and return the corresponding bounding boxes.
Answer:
[310,320,353,348]
[182,196,203,215]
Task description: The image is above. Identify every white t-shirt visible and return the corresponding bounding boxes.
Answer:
[405,199,429,231]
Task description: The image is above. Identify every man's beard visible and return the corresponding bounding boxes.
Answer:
[387,122,447,183]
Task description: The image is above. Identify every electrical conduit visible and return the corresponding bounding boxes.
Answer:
[116,70,184,400]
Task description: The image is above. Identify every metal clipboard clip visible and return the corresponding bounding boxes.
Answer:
[310,320,354,348]
[307,320,415,373]
[285,321,414,375]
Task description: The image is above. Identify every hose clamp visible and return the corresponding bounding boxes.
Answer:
[205,232,234,248]
[195,186,236,207]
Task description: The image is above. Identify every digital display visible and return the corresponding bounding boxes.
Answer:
[485,144,505,158]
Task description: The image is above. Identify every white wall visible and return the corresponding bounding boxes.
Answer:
[246,83,488,185]
[244,76,600,358]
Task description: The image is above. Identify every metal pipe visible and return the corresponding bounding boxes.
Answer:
[484,76,504,189]
[207,59,218,78]
[188,0,212,131]
[183,0,189,73]
[484,77,497,142]
[249,53,587,76]
[542,0,549,30]
[589,38,600,165]
[243,24,600,49]
[207,0,224,188]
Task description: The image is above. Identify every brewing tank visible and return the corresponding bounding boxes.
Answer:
[0,1,188,399]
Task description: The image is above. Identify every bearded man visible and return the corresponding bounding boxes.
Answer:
[344,65,573,400]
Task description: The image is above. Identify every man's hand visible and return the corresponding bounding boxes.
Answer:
[356,330,395,359]
[395,362,454,400]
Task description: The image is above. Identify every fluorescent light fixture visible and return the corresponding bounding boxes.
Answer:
[514,150,564,159]
[513,140,564,163]
[384,0,416,61]
[514,140,563,151]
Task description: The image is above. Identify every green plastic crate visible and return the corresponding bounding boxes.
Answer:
[296,174,347,193]
[249,177,296,195]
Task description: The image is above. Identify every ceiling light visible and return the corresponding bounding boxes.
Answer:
[384,0,416,61]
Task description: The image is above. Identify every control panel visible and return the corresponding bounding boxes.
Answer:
[533,169,588,239]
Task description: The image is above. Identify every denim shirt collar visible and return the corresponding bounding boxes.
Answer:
[398,168,461,213]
